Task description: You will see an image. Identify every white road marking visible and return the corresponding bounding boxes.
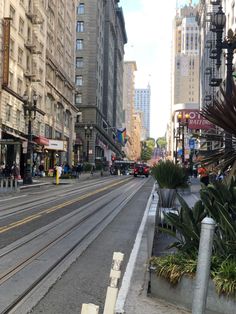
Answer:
[115,184,155,314]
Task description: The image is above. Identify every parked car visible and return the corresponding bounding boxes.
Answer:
[134,163,150,177]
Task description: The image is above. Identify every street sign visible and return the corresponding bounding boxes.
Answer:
[189,139,195,149]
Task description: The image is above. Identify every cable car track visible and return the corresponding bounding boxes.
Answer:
[0,179,147,313]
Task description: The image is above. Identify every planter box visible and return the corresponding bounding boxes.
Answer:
[157,188,176,207]
[150,271,235,314]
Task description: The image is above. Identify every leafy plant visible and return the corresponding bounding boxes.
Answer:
[150,254,236,296]
[151,160,189,189]
[153,179,236,296]
[200,83,236,174]
[150,253,197,285]
[200,178,236,257]
[160,195,205,255]
[212,259,236,296]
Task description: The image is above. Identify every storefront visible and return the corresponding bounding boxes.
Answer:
[43,139,67,175]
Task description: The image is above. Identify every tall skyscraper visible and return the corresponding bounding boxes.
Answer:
[134,84,151,139]
[168,2,200,159]
[75,0,127,164]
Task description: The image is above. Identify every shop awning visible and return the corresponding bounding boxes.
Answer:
[34,136,49,145]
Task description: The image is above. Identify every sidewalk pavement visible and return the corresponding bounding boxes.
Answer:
[120,178,201,314]
[19,171,110,190]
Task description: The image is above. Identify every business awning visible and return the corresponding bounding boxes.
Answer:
[34,136,49,145]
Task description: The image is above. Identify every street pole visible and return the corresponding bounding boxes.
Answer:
[181,125,185,164]
[192,217,216,314]
[225,46,234,150]
[24,117,33,184]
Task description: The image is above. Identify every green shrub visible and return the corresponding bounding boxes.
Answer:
[83,162,93,172]
[213,259,236,296]
[150,253,197,285]
[150,254,236,296]
[151,160,188,189]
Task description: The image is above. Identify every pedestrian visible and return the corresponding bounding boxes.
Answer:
[198,164,209,186]
[38,164,45,177]
[90,164,95,176]
[11,163,20,180]
[57,165,63,178]
[0,162,5,178]
[76,163,82,179]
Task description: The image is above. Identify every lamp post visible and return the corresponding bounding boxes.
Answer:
[84,125,93,162]
[177,112,190,164]
[22,90,38,184]
[173,128,180,164]
[211,5,234,150]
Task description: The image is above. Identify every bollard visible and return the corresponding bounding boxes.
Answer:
[81,303,99,314]
[56,167,60,185]
[192,217,216,314]
[103,252,124,314]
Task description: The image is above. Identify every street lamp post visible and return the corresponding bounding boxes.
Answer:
[212,5,235,150]
[177,112,190,164]
[173,128,180,164]
[84,125,93,162]
[22,90,38,184]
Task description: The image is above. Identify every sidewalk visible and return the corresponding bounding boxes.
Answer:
[19,171,110,190]
[120,179,201,314]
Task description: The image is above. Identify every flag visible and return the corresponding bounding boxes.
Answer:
[117,128,127,145]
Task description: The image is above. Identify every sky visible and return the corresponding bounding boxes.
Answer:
[120,0,199,139]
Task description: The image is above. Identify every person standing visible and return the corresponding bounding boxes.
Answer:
[198,164,209,186]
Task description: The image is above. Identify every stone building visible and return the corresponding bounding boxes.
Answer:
[0,0,78,178]
[74,0,127,165]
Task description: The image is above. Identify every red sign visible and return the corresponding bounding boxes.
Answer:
[35,136,49,145]
[181,110,214,130]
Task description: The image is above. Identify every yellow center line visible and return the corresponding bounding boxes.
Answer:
[0,179,129,234]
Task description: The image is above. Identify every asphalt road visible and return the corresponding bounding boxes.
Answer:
[30,177,154,314]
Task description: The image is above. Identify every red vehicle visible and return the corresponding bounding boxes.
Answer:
[134,163,150,177]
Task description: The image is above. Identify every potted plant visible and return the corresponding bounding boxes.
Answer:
[151,160,189,208]
[149,178,236,313]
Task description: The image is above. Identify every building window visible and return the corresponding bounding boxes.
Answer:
[75,93,82,104]
[6,104,11,122]
[10,38,15,57]
[76,39,83,50]
[16,109,21,127]
[17,78,23,95]
[76,57,83,68]
[18,47,23,65]
[77,3,85,14]
[10,6,16,25]
[9,72,13,88]
[19,17,24,35]
[76,21,84,32]
[75,75,83,86]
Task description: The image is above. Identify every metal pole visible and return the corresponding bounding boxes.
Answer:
[181,125,185,164]
[192,217,216,314]
[225,46,234,151]
[23,118,33,184]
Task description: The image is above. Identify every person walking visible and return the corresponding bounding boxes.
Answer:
[198,164,209,186]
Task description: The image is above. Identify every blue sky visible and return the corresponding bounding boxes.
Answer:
[120,0,199,139]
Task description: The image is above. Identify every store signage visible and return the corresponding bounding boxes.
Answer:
[44,139,66,151]
[2,18,11,87]
[35,136,49,145]
[183,110,214,130]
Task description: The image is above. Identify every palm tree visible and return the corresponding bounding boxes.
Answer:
[199,83,236,177]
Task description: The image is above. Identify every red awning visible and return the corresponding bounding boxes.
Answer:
[34,136,49,145]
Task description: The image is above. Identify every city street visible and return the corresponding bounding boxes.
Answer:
[0,175,154,313]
